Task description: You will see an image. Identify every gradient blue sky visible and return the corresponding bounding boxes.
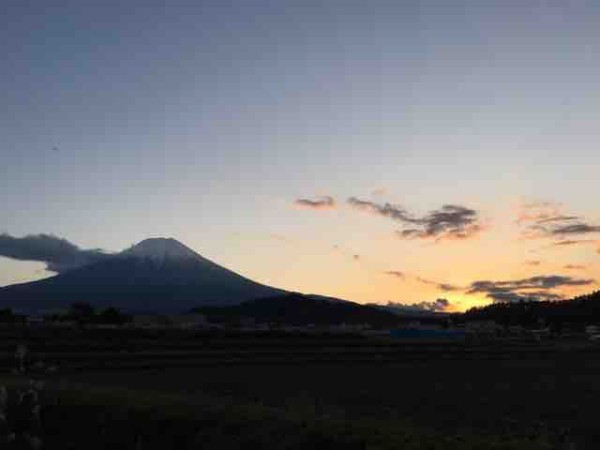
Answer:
[1,0,599,309]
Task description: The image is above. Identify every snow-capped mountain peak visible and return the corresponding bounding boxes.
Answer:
[120,238,200,262]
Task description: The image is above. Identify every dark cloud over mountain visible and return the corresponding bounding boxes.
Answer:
[0,233,110,273]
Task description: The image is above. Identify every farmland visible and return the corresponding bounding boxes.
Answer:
[2,327,599,448]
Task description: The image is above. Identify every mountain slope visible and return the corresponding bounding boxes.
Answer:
[0,238,286,313]
[195,293,402,327]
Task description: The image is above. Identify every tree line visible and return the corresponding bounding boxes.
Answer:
[462,290,600,331]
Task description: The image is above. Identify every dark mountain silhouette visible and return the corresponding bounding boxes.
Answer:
[369,303,452,318]
[463,290,600,328]
[0,238,286,314]
[194,293,402,327]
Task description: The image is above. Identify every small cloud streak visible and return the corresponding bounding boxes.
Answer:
[416,277,461,292]
[525,260,541,266]
[544,239,600,255]
[551,239,597,247]
[551,223,600,235]
[384,270,459,292]
[294,196,336,210]
[384,270,406,279]
[516,201,564,224]
[0,233,110,273]
[564,264,586,270]
[347,197,416,223]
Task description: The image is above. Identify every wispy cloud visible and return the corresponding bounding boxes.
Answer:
[347,197,416,222]
[348,198,483,241]
[384,270,406,279]
[516,201,564,224]
[0,233,110,273]
[294,196,336,210]
[384,270,460,292]
[416,277,461,292]
[467,275,594,303]
[398,205,483,241]
[518,201,600,241]
[550,239,597,247]
[564,264,586,270]
[551,223,600,235]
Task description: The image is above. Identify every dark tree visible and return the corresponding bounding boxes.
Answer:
[69,302,95,324]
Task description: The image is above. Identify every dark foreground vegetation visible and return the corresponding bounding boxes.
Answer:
[1,326,598,449]
[2,373,555,450]
[463,290,600,329]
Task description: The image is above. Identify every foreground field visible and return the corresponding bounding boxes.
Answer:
[2,328,598,448]
[67,358,597,449]
[1,374,553,449]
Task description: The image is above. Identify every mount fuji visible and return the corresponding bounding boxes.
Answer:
[0,238,287,314]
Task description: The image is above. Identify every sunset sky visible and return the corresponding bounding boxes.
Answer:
[1,1,599,311]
